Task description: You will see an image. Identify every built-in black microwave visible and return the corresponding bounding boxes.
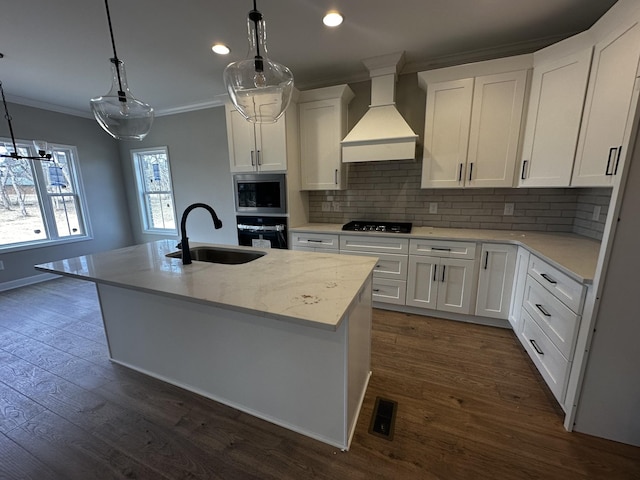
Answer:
[233,173,287,215]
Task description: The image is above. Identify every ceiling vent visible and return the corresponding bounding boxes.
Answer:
[341,52,418,162]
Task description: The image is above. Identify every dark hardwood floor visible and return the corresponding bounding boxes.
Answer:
[1,277,639,479]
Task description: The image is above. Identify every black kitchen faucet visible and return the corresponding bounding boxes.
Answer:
[179,203,223,265]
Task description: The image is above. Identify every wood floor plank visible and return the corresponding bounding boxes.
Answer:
[0,277,639,479]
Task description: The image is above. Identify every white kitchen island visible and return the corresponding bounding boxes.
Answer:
[35,240,377,450]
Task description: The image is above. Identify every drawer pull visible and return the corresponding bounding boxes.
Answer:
[432,247,451,252]
[307,239,323,243]
[372,288,380,293]
[376,264,381,268]
[530,339,544,355]
[540,273,557,285]
[535,303,551,317]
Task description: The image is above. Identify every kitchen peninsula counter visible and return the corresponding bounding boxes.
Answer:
[35,240,376,450]
[290,224,601,283]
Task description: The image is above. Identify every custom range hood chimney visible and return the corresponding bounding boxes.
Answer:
[341,52,418,162]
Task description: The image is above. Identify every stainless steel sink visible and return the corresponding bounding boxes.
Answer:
[166,247,265,264]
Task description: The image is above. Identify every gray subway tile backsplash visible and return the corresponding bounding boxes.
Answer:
[307,160,610,241]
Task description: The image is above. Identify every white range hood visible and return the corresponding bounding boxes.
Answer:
[341,52,418,163]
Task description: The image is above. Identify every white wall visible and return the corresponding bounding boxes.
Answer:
[0,103,134,286]
[117,106,238,247]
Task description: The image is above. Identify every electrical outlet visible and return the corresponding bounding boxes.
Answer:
[332,201,341,212]
[504,203,514,216]
[321,202,331,212]
[592,205,602,221]
[429,202,438,214]
[326,195,334,202]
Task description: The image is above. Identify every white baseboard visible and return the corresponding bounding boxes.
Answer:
[0,272,61,292]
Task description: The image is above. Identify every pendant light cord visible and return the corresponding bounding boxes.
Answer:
[103,0,126,102]
[249,0,264,72]
[0,81,20,158]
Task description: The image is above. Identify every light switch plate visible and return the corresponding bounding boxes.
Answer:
[592,205,601,221]
[429,202,438,214]
[504,203,514,216]
[321,202,331,212]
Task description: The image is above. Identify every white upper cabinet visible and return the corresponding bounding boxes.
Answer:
[519,35,593,187]
[571,19,640,186]
[226,104,292,173]
[419,56,530,189]
[298,85,354,190]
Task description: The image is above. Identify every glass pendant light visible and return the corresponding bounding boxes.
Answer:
[223,0,294,123]
[90,0,153,140]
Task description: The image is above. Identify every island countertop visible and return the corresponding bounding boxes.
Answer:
[35,240,377,330]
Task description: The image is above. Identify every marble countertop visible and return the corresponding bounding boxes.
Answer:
[35,240,377,331]
[290,224,601,283]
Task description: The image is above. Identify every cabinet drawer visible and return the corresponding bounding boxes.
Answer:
[522,276,580,359]
[528,255,585,312]
[290,233,339,250]
[371,278,407,306]
[340,235,409,254]
[409,239,476,259]
[340,250,408,280]
[520,309,569,404]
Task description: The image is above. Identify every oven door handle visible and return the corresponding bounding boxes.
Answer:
[237,224,286,232]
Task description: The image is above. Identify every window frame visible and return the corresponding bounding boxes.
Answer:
[130,146,178,235]
[0,138,92,253]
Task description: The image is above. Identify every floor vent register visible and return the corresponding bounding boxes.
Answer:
[369,397,397,440]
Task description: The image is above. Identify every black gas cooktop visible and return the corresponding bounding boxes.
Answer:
[342,221,412,234]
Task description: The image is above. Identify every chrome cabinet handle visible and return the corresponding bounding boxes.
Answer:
[530,339,544,355]
[250,150,255,166]
[535,303,551,317]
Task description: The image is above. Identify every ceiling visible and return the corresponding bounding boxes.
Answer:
[0,0,618,117]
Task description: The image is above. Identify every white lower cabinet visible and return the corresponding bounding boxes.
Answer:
[339,235,409,306]
[475,243,517,320]
[290,232,339,252]
[515,254,586,405]
[508,247,530,330]
[406,239,477,315]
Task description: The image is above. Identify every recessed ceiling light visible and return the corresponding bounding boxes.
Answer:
[212,44,230,55]
[323,11,343,27]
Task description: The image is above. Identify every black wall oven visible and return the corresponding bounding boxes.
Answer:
[237,215,288,249]
[233,173,286,215]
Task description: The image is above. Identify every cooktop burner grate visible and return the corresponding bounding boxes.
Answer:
[342,221,412,234]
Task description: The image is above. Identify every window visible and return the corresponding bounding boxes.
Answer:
[0,140,90,251]
[131,147,177,234]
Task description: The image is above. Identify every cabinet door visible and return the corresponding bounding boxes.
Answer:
[255,119,287,171]
[508,247,531,331]
[406,255,439,309]
[227,108,258,172]
[475,244,517,319]
[519,48,593,187]
[572,19,640,186]
[437,258,476,314]
[299,99,345,190]
[421,79,473,188]
[466,70,527,188]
